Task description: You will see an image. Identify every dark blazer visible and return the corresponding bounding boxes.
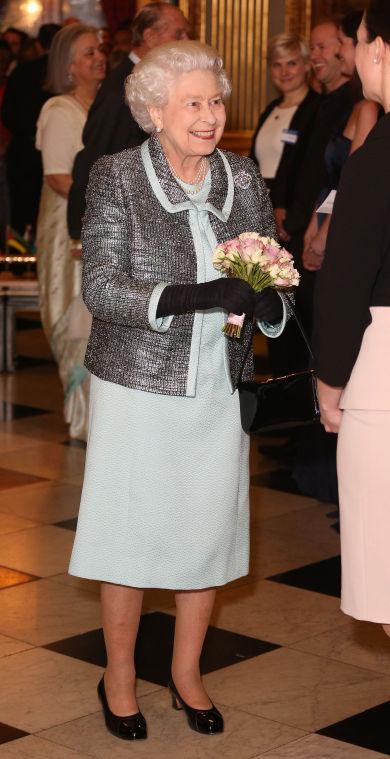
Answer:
[284,81,353,237]
[249,89,321,209]
[67,57,146,239]
[1,55,51,232]
[1,55,49,138]
[314,112,390,388]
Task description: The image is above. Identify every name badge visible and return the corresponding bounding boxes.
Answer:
[316,190,336,215]
[281,129,298,145]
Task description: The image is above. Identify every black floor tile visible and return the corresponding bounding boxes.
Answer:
[15,355,55,369]
[16,317,41,330]
[44,611,280,686]
[0,401,51,421]
[318,701,390,756]
[251,467,301,495]
[0,722,29,745]
[62,439,87,449]
[55,517,78,531]
[268,555,341,598]
[45,627,105,668]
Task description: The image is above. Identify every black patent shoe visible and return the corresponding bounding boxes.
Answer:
[168,678,224,735]
[97,677,147,740]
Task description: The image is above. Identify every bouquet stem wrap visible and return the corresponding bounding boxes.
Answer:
[213,233,300,338]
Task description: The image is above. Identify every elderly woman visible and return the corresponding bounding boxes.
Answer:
[69,41,288,741]
[36,24,106,440]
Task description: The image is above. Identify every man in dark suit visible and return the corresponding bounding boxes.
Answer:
[1,23,61,235]
[67,1,190,240]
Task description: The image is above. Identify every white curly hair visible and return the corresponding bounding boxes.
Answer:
[125,40,231,134]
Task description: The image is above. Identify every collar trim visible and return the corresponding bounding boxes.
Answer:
[140,136,234,221]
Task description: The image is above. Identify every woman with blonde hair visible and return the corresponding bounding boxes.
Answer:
[36,24,106,440]
[250,32,320,378]
[250,33,320,224]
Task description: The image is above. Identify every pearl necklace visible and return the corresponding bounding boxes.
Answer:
[167,157,209,195]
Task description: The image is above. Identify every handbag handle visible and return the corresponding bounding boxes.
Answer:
[284,292,314,361]
[237,291,314,384]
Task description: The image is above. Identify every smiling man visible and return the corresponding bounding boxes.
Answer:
[309,20,348,93]
[271,17,353,374]
[277,19,351,256]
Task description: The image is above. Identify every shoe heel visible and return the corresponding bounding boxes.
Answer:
[168,677,223,734]
[170,690,181,710]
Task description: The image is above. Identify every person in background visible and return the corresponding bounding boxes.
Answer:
[303,9,379,272]
[250,32,320,378]
[108,22,133,70]
[112,24,133,53]
[69,39,288,742]
[2,28,28,73]
[35,24,106,440]
[314,0,390,637]
[1,23,61,235]
[275,19,353,376]
[99,26,112,58]
[19,37,39,63]
[250,33,320,222]
[67,1,190,241]
[292,12,379,507]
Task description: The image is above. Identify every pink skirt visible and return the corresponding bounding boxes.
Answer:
[337,308,390,623]
[338,409,390,623]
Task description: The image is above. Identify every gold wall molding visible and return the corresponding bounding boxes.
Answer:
[179,0,349,144]
[285,0,312,38]
[180,0,269,131]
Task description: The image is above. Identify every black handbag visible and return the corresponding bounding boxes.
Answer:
[237,295,320,434]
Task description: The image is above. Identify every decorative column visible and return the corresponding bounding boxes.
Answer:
[285,0,312,38]
[178,0,269,138]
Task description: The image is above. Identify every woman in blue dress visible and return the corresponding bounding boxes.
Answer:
[69,40,289,741]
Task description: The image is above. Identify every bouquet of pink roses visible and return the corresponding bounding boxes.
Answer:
[213,232,300,338]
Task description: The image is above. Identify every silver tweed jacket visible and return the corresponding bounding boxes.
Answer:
[82,134,278,396]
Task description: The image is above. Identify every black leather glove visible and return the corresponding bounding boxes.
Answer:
[156,278,256,318]
[254,288,283,325]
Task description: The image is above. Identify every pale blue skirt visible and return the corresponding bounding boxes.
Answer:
[69,307,250,589]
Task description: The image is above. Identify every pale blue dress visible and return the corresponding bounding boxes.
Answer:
[69,169,284,589]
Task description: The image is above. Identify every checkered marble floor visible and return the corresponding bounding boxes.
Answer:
[0,324,389,758]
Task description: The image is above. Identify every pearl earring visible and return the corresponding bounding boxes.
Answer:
[156,126,162,133]
[373,57,379,64]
